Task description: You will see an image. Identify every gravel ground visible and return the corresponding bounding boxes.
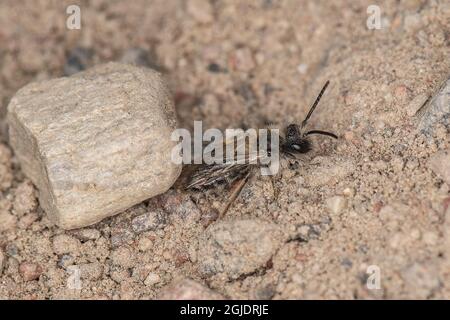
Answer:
[0,0,449,299]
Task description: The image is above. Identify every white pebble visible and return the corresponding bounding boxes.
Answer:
[144,272,161,286]
[326,196,348,214]
[297,63,308,74]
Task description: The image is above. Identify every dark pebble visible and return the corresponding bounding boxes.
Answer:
[207,62,223,73]
[63,47,93,76]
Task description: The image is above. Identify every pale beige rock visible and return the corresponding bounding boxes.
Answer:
[326,196,348,214]
[7,62,181,229]
[144,272,161,286]
[196,219,285,280]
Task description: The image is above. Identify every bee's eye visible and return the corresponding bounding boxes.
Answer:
[292,144,301,150]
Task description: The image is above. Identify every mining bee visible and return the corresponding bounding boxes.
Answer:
[186,80,337,216]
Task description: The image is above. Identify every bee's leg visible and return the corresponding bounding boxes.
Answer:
[220,171,252,218]
[270,175,280,202]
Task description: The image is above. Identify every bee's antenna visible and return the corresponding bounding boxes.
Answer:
[306,130,338,139]
[301,80,330,129]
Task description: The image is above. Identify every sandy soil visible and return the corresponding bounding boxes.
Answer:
[0,0,449,299]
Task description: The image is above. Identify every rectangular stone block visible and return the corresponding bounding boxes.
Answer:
[7,62,181,229]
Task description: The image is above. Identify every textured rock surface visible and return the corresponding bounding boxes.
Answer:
[196,219,285,280]
[7,62,180,229]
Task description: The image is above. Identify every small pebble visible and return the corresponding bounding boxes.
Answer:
[144,272,161,286]
[207,62,223,73]
[341,258,353,268]
[409,228,421,241]
[253,283,276,300]
[131,210,167,234]
[5,243,19,257]
[110,227,135,248]
[138,236,154,252]
[19,262,43,281]
[110,246,135,269]
[326,196,348,214]
[72,228,101,242]
[297,63,308,74]
[343,187,355,197]
[52,234,81,256]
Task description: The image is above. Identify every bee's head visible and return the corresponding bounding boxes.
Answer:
[281,81,338,157]
[282,124,312,155]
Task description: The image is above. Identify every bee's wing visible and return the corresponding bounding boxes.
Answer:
[186,157,258,190]
[186,162,249,189]
[186,131,273,189]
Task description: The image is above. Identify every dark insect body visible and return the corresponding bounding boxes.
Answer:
[186,81,337,215]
